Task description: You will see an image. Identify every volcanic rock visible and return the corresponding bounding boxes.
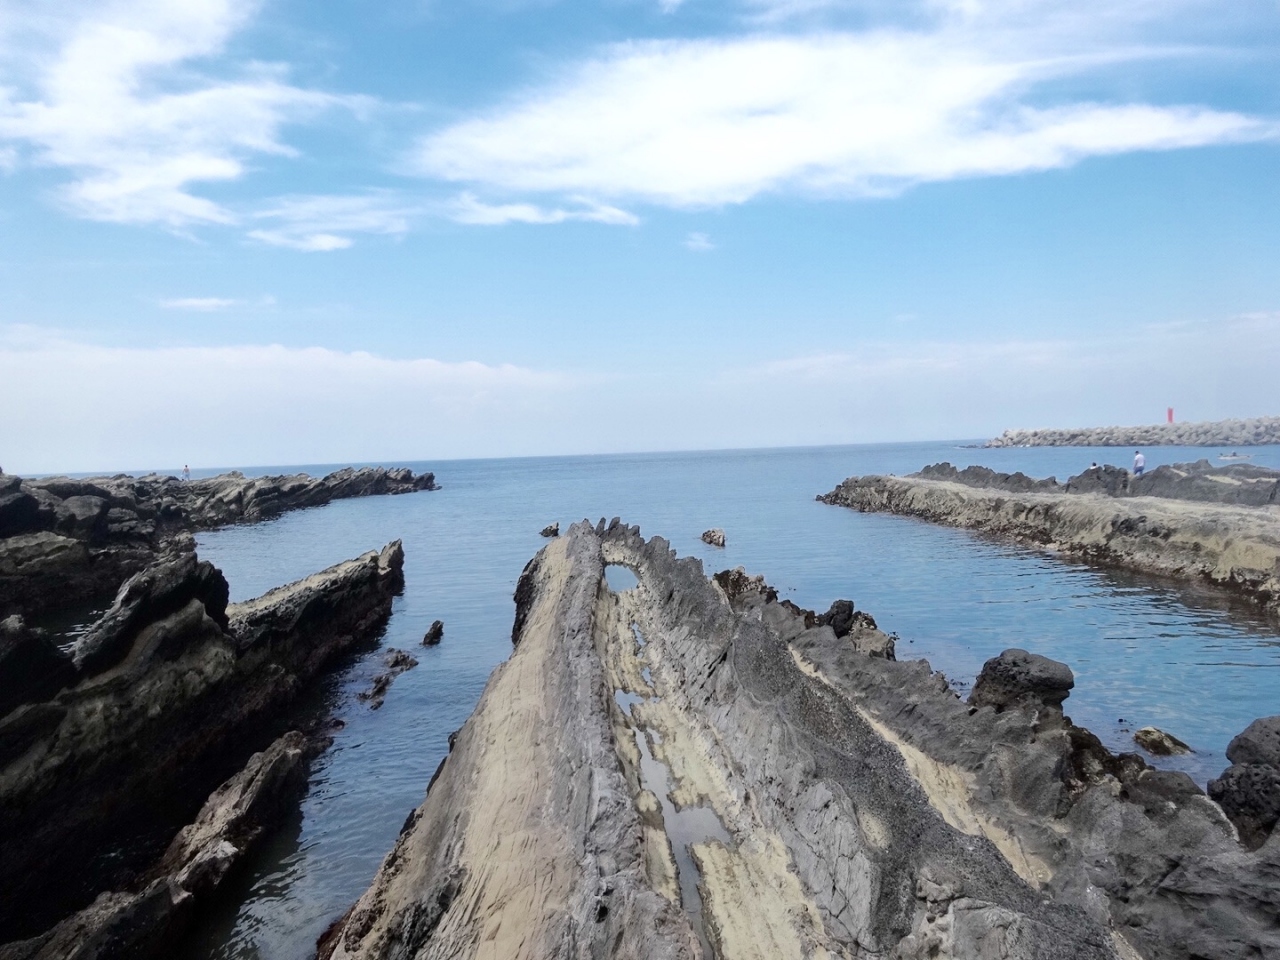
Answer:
[540,522,559,538]
[422,620,444,646]
[969,648,1074,713]
[1226,716,1280,768]
[700,528,726,547]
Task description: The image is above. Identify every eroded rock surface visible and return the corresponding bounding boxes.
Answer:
[0,541,405,941]
[321,522,1278,960]
[820,471,1280,618]
[0,466,434,618]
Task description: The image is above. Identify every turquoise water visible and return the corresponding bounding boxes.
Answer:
[178,442,1280,959]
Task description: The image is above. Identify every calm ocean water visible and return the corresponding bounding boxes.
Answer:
[176,442,1280,959]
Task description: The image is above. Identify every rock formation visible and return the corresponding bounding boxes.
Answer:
[986,416,1280,447]
[701,528,726,548]
[540,522,560,538]
[0,540,405,943]
[0,466,435,619]
[421,619,444,646]
[1133,727,1192,757]
[358,648,419,709]
[318,521,1278,960]
[819,468,1280,619]
[0,731,320,960]
[1207,716,1280,849]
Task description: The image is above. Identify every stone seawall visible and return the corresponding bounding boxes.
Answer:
[986,416,1280,447]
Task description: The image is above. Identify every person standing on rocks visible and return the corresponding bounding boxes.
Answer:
[182,464,191,482]
[1133,450,1145,476]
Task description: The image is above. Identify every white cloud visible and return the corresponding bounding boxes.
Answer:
[4,311,1275,473]
[0,0,352,227]
[448,192,639,226]
[248,193,418,251]
[413,31,1276,208]
[684,231,714,250]
[159,296,239,311]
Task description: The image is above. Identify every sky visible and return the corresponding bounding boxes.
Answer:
[1,0,1278,473]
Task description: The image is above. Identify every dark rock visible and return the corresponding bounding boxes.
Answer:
[422,620,444,646]
[71,552,230,676]
[1207,763,1280,849]
[815,599,878,637]
[969,648,1074,713]
[1133,726,1192,756]
[52,496,110,541]
[0,491,42,538]
[915,462,1060,493]
[358,648,419,709]
[700,528,726,547]
[1225,715,1280,768]
[540,523,559,538]
[712,567,776,607]
[0,616,76,719]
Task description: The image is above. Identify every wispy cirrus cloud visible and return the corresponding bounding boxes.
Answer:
[159,296,240,311]
[448,192,638,226]
[0,0,360,228]
[413,25,1276,209]
[247,193,419,251]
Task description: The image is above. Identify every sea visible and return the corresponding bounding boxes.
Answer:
[159,441,1280,959]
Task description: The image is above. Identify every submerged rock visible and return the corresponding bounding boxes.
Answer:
[1133,726,1192,756]
[700,528,726,547]
[358,648,419,709]
[968,648,1074,713]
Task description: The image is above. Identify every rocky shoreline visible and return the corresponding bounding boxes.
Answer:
[0,463,437,953]
[0,466,436,619]
[319,520,1279,959]
[986,416,1280,448]
[820,462,1280,619]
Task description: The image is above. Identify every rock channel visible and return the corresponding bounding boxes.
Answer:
[0,539,406,947]
[820,463,1280,619]
[0,466,436,619]
[986,416,1280,448]
[318,520,1279,960]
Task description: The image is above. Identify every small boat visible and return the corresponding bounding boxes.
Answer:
[1218,451,1254,460]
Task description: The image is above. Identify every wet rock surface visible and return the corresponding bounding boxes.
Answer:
[986,415,1280,448]
[321,522,1278,960]
[421,619,444,646]
[820,467,1280,618]
[1133,726,1192,756]
[0,540,405,943]
[358,648,419,709]
[0,466,435,619]
[0,731,320,960]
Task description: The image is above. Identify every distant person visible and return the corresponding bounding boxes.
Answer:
[1133,450,1145,476]
[1090,462,1098,470]
[182,464,191,482]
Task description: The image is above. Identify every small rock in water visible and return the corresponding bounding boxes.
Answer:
[1133,726,1192,756]
[701,528,726,548]
[358,647,419,709]
[422,620,444,646]
[540,522,559,538]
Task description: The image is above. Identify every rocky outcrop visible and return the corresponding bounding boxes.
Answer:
[700,528,726,548]
[358,649,418,709]
[986,416,1280,447]
[968,648,1074,713]
[0,466,434,619]
[1134,727,1192,757]
[421,620,444,646]
[322,521,1278,960]
[0,731,318,960]
[0,541,404,942]
[1207,716,1280,849]
[819,472,1280,618]
[912,460,1280,508]
[540,522,560,538]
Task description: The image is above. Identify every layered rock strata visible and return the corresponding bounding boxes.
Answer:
[986,416,1280,448]
[0,540,405,941]
[320,520,1277,960]
[0,730,319,960]
[820,472,1280,617]
[0,466,435,618]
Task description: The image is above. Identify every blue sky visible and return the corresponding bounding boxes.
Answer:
[1,0,1278,472]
